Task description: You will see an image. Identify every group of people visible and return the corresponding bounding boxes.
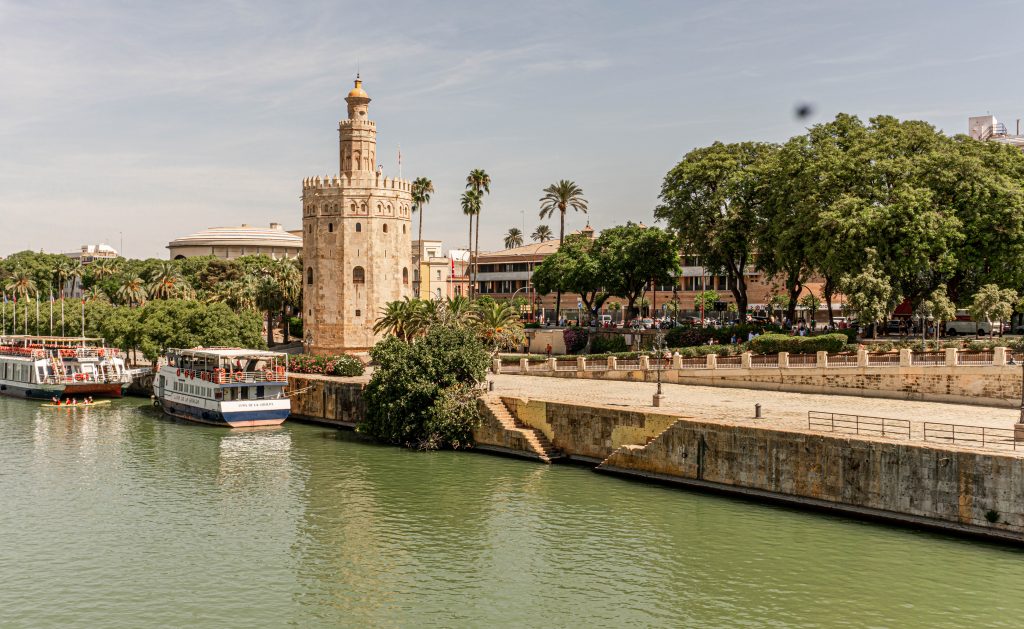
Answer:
[50,396,93,406]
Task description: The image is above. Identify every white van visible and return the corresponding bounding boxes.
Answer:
[945,310,1000,336]
[598,314,613,327]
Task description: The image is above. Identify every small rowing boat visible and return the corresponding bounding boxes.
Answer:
[41,400,112,408]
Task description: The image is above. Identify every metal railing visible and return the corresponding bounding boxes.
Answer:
[957,351,994,366]
[807,411,911,439]
[868,353,900,366]
[555,360,578,371]
[827,353,858,367]
[616,359,641,370]
[912,352,945,367]
[584,362,608,371]
[751,354,778,368]
[679,357,706,369]
[788,353,818,368]
[923,422,1019,450]
[717,356,742,369]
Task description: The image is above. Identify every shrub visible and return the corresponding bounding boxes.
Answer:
[747,333,848,355]
[666,326,712,347]
[590,335,628,354]
[288,353,365,377]
[524,322,541,329]
[287,316,303,338]
[563,327,589,354]
[360,324,489,450]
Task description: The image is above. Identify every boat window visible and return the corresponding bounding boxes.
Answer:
[257,385,265,399]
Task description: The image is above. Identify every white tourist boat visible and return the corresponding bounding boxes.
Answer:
[154,348,291,428]
[0,335,132,399]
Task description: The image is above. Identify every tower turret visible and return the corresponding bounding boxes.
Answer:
[339,75,376,174]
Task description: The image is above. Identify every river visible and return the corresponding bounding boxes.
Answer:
[1,396,1022,628]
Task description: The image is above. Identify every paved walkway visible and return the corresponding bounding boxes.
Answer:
[490,374,1022,444]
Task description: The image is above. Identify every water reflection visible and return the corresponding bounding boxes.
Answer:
[2,396,1024,627]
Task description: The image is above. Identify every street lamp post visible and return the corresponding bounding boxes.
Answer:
[652,330,666,406]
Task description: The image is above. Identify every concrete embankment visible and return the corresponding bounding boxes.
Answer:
[287,374,1024,542]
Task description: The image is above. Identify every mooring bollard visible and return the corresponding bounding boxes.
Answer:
[755,403,762,418]
[488,381,495,392]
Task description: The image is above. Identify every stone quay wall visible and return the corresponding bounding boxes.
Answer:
[498,348,1023,408]
[503,396,1024,542]
[288,374,366,427]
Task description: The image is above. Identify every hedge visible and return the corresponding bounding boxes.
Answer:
[288,354,365,377]
[590,335,628,354]
[747,333,848,355]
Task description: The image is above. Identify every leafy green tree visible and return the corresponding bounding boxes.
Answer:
[657,141,777,316]
[532,224,553,242]
[693,290,718,316]
[539,180,588,320]
[503,227,524,249]
[597,224,680,318]
[798,291,823,324]
[968,284,1017,337]
[838,258,901,338]
[531,233,608,322]
[361,324,489,450]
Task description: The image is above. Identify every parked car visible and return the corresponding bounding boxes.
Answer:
[640,318,654,329]
[945,312,1000,336]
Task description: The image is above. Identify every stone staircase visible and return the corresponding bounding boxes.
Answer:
[484,397,564,463]
[596,418,684,470]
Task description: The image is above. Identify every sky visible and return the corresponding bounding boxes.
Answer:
[2,0,1023,259]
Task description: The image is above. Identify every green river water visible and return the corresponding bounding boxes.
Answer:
[1,396,1023,628]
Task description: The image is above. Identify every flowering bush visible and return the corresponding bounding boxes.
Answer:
[288,354,365,377]
[563,327,589,354]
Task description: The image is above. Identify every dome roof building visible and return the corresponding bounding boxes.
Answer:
[167,222,301,260]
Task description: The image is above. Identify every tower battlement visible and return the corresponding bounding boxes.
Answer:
[302,174,411,192]
[338,119,375,129]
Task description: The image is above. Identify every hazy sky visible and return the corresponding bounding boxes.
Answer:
[2,0,1022,259]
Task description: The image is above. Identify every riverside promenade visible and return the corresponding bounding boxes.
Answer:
[489,374,1022,444]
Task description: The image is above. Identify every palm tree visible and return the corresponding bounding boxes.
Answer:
[532,224,553,242]
[460,189,481,297]
[504,227,524,249]
[255,274,282,347]
[147,262,190,300]
[444,295,476,327]
[411,176,435,294]
[466,169,491,298]
[90,258,119,282]
[373,297,425,342]
[53,257,77,299]
[539,180,588,322]
[274,259,301,344]
[473,300,522,355]
[5,270,37,301]
[116,274,147,307]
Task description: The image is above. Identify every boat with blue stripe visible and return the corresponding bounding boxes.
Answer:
[154,348,290,428]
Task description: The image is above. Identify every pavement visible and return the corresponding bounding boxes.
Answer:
[489,374,1022,442]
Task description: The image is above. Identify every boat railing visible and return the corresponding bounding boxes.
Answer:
[174,368,288,385]
[54,372,132,385]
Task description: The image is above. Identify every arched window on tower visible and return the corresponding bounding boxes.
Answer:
[402,224,406,234]
[402,267,409,285]
[355,223,362,232]
[383,224,388,233]
[353,266,365,284]
[307,268,313,285]
[328,223,333,233]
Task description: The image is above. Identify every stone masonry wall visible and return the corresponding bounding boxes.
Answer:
[288,374,365,427]
[599,417,1024,540]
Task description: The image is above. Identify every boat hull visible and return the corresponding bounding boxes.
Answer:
[161,399,289,428]
[63,382,126,398]
[0,382,65,400]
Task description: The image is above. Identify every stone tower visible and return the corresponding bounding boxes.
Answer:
[302,77,413,354]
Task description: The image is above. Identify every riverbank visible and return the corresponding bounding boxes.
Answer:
[286,373,1024,543]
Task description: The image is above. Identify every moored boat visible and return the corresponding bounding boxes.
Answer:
[154,348,291,428]
[0,335,131,398]
[0,341,66,399]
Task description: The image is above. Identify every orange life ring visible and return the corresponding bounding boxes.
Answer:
[233,372,244,383]
[74,373,85,381]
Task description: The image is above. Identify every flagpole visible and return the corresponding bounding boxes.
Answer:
[61,295,65,337]
[35,294,40,336]
[49,292,53,336]
[81,298,85,340]
[13,296,16,335]
[24,299,27,335]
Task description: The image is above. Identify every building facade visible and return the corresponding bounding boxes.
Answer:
[414,240,469,300]
[167,223,301,260]
[302,78,413,354]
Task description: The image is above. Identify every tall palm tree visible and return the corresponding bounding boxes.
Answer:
[116,273,147,307]
[460,189,481,297]
[504,227,524,249]
[532,224,553,242]
[274,258,301,344]
[466,169,491,298]
[5,270,37,301]
[411,176,435,295]
[539,180,588,322]
[255,274,282,347]
[53,257,77,299]
[147,262,190,300]
[90,258,119,282]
